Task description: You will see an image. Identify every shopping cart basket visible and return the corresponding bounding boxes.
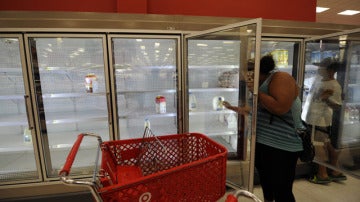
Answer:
[59,128,227,202]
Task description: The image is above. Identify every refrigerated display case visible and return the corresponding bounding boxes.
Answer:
[0,32,183,188]
[108,35,180,140]
[0,35,41,184]
[185,19,262,190]
[1,12,359,200]
[302,28,360,178]
[24,34,111,179]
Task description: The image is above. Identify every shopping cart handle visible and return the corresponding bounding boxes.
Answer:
[59,134,85,176]
[225,194,238,202]
[59,133,103,176]
[58,133,103,202]
[225,190,262,202]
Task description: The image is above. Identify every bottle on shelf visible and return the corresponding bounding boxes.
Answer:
[155,95,166,114]
[23,127,32,144]
[85,73,98,93]
[218,111,225,123]
[189,93,197,111]
[212,96,225,111]
[226,113,237,129]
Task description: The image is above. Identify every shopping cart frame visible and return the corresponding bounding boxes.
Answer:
[59,131,228,202]
[59,133,103,202]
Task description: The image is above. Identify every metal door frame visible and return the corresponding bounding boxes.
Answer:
[184,18,262,192]
[23,33,111,181]
[0,34,43,185]
[106,34,183,140]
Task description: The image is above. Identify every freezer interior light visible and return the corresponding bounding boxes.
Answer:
[52,120,60,124]
[316,7,329,13]
[338,10,360,15]
[197,43,208,47]
[45,66,59,70]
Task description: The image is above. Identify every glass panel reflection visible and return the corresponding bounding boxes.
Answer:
[187,24,258,189]
[0,37,40,182]
[112,37,178,139]
[303,30,360,178]
[28,37,109,178]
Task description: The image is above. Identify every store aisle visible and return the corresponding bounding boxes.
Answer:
[220,175,360,202]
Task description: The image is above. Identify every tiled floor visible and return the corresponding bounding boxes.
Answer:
[219,175,360,202]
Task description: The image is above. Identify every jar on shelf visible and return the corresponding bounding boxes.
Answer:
[155,95,166,114]
[85,73,98,93]
[189,93,197,111]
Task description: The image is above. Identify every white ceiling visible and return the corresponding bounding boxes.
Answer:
[316,0,360,25]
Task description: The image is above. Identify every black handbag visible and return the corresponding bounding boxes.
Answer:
[272,115,315,163]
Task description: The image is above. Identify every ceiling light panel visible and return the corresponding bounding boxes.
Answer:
[316,7,330,13]
[338,10,360,15]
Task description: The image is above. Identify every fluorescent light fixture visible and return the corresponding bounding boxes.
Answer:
[316,7,329,13]
[338,10,360,15]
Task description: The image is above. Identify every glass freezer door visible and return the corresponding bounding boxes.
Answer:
[185,19,262,190]
[303,28,360,179]
[109,36,179,139]
[0,35,41,184]
[25,35,111,179]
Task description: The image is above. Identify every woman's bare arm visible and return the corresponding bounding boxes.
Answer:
[259,72,298,115]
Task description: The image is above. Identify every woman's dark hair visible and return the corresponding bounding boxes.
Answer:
[327,61,341,73]
[260,55,275,74]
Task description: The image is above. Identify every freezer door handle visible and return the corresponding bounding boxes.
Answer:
[106,92,112,125]
[24,94,34,130]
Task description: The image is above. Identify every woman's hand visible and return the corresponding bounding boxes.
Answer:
[222,101,232,109]
[223,101,251,115]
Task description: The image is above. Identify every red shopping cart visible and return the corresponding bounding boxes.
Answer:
[59,128,229,202]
